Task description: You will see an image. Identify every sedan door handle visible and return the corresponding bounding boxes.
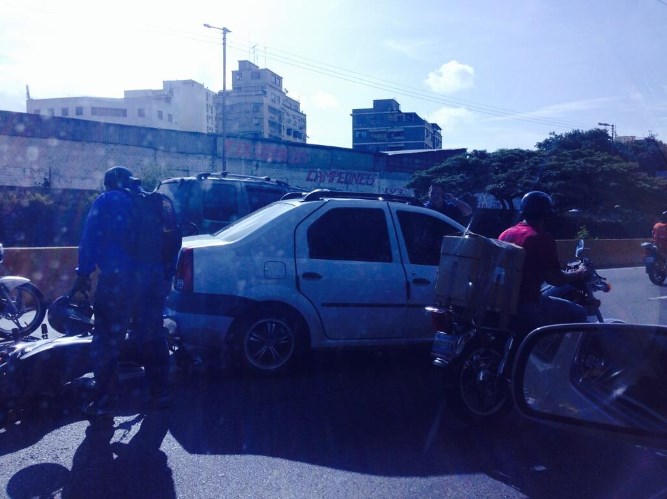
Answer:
[412,278,431,286]
[302,272,323,280]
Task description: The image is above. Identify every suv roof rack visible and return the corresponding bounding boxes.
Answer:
[194,172,289,186]
[301,189,422,205]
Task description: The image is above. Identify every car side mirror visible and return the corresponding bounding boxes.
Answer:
[512,323,667,440]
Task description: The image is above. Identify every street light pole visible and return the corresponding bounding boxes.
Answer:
[598,122,615,142]
[204,23,231,173]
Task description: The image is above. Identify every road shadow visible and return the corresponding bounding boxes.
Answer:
[3,346,667,498]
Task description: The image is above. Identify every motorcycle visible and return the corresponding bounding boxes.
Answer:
[640,241,666,285]
[429,239,616,423]
[0,243,47,340]
[0,290,191,427]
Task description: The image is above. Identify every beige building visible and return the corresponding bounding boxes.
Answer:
[25,62,308,142]
[219,60,307,143]
[26,80,217,133]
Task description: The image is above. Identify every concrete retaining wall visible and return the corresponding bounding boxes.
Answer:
[555,239,646,268]
[0,239,648,304]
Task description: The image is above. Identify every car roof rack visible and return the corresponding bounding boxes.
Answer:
[301,189,422,205]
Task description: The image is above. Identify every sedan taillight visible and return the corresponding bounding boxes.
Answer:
[174,247,193,293]
[426,306,453,333]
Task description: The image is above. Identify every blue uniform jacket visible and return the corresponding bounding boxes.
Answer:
[77,189,137,276]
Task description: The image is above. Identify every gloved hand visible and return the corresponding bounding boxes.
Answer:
[73,274,92,294]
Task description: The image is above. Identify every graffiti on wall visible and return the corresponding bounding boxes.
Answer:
[305,169,376,187]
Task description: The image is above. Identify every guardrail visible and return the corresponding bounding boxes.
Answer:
[0,239,648,303]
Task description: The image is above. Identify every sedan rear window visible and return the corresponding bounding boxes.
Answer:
[307,207,391,262]
[214,202,294,242]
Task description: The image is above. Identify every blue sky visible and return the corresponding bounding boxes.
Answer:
[1,0,666,152]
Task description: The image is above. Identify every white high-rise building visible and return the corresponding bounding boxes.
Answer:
[218,60,307,143]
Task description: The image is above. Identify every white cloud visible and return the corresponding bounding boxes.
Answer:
[425,61,474,94]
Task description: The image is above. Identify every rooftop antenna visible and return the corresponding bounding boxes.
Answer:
[251,44,258,65]
[25,85,31,101]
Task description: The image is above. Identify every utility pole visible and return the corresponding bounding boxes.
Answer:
[204,24,231,173]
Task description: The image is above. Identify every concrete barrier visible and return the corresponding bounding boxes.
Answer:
[0,247,98,303]
[0,239,649,303]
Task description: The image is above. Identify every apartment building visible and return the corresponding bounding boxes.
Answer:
[26,80,217,133]
[351,99,442,152]
[218,60,307,143]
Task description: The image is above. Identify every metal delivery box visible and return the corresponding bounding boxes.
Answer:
[435,233,525,321]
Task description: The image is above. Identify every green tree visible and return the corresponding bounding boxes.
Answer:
[409,128,667,237]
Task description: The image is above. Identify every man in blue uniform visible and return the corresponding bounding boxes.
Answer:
[77,166,175,417]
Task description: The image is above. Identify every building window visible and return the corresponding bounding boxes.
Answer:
[168,114,173,123]
[48,108,55,116]
[138,108,145,117]
[158,110,163,120]
[251,71,260,80]
[91,107,127,117]
[61,108,69,117]
[33,109,40,115]
[75,107,83,116]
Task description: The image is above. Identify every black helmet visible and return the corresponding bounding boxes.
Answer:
[519,191,553,219]
[48,295,94,335]
[103,166,137,191]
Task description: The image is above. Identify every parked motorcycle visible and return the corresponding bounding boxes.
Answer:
[429,239,615,423]
[640,241,666,285]
[0,243,47,340]
[0,290,189,427]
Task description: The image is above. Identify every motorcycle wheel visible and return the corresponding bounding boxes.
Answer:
[0,283,47,340]
[444,338,513,424]
[647,262,667,285]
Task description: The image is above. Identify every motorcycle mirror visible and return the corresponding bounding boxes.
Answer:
[512,323,667,441]
[575,239,590,259]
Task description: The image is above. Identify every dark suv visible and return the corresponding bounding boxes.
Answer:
[156,172,296,234]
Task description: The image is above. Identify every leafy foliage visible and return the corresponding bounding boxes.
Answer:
[408,128,667,238]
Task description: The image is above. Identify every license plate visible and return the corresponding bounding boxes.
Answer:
[645,256,655,265]
[431,332,459,361]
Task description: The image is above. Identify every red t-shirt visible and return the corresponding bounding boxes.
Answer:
[653,222,667,252]
[498,222,561,303]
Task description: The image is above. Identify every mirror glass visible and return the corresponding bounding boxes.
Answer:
[515,324,667,437]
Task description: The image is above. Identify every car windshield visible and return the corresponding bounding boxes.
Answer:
[212,200,294,242]
[3,2,667,498]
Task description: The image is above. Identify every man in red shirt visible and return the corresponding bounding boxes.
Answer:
[652,212,667,255]
[499,191,589,334]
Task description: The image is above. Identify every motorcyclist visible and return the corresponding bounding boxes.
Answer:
[76,166,174,417]
[652,211,667,255]
[498,191,589,334]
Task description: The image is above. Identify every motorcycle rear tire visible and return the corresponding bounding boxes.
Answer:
[647,262,667,285]
[444,337,513,424]
[0,283,47,340]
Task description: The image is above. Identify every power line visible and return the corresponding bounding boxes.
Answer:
[1,2,594,132]
[191,27,591,131]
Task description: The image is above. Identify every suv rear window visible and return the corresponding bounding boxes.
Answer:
[247,185,286,212]
[202,183,239,222]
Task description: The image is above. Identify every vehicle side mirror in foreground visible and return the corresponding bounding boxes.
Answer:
[513,323,667,440]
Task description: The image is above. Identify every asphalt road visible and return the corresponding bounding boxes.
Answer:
[1,266,667,498]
